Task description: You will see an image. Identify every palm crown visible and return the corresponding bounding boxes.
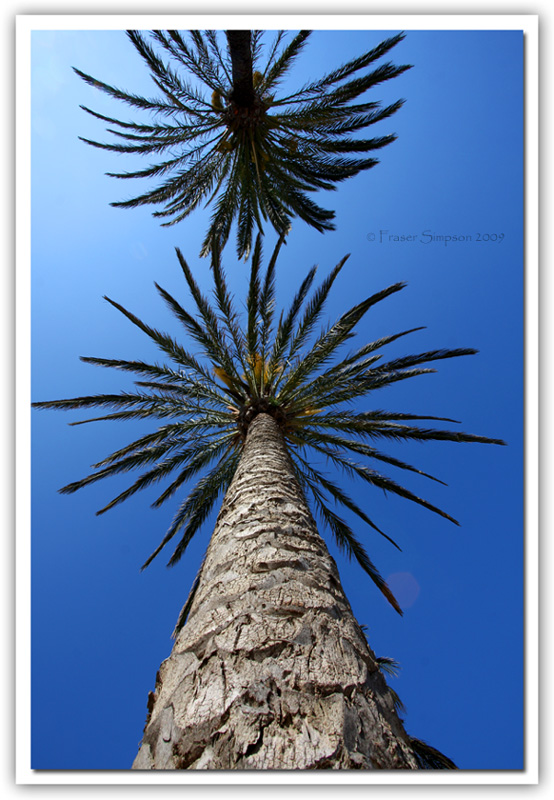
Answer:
[32,237,505,615]
[74,29,411,259]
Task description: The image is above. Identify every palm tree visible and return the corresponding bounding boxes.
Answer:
[73,29,411,259]
[32,237,504,769]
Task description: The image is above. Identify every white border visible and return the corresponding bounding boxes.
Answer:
[15,12,539,787]
[17,13,537,31]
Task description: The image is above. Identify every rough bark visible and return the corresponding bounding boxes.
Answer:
[225,30,255,108]
[132,413,419,770]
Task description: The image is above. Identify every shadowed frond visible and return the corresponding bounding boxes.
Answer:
[408,738,458,769]
[290,453,403,615]
[376,655,401,677]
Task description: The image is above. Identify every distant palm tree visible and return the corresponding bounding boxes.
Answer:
[74,29,410,259]
[33,238,503,769]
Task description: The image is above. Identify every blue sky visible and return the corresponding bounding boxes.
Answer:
[30,27,523,771]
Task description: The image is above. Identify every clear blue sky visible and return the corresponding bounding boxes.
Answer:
[31,27,523,771]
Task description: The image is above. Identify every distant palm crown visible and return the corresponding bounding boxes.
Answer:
[33,238,504,614]
[74,29,411,259]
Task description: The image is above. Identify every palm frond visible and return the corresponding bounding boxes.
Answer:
[279,33,409,100]
[292,449,401,551]
[246,234,263,358]
[290,427,446,486]
[142,448,240,570]
[262,31,312,91]
[409,738,458,770]
[291,455,402,615]
[267,265,318,382]
[258,233,285,358]
[301,439,460,526]
[375,655,401,678]
[277,282,406,404]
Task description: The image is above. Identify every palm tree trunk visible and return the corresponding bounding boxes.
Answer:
[132,413,419,770]
[225,30,255,107]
